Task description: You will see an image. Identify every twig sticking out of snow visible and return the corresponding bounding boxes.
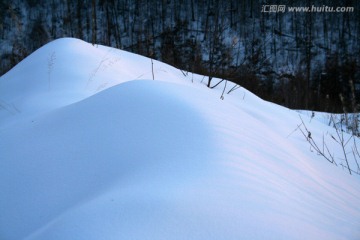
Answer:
[298,115,337,166]
[296,114,360,175]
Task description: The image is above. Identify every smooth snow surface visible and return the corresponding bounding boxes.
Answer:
[0,38,359,240]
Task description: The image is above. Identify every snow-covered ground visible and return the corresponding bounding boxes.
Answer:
[0,38,359,240]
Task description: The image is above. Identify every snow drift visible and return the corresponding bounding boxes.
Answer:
[0,38,359,240]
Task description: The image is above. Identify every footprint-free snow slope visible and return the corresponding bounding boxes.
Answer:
[0,38,359,240]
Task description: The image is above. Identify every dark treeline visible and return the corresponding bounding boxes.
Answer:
[1,0,360,112]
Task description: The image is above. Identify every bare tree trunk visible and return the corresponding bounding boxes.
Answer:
[92,0,97,45]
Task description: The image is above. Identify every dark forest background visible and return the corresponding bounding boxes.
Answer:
[1,0,360,112]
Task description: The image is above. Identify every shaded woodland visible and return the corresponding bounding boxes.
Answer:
[1,0,360,112]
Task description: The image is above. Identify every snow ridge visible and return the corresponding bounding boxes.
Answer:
[0,38,359,240]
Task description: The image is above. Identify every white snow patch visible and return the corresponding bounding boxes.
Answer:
[0,38,360,240]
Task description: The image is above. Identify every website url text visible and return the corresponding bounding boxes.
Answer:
[261,5,354,13]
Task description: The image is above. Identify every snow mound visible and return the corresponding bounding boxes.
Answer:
[0,80,216,239]
[0,38,193,128]
[0,38,360,240]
